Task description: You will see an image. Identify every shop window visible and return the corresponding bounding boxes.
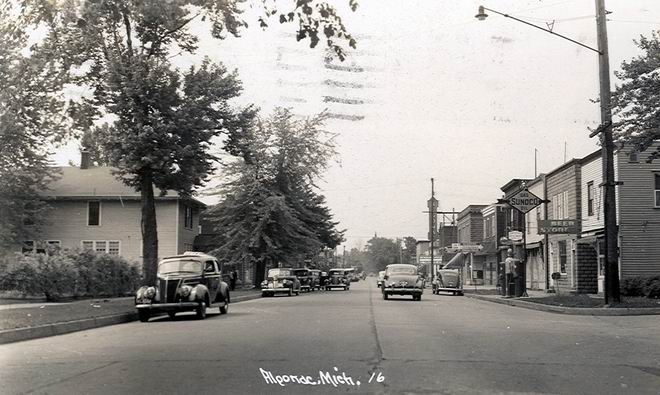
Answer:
[558,240,567,274]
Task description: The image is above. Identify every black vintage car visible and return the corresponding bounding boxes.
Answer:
[135,252,230,322]
[432,269,463,296]
[325,268,350,290]
[381,264,424,301]
[291,268,314,292]
[261,268,301,297]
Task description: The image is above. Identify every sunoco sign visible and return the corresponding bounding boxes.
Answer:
[506,189,543,214]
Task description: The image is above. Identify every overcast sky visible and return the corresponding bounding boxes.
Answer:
[51,0,660,250]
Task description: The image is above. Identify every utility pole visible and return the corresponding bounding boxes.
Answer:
[595,0,620,304]
[429,178,437,284]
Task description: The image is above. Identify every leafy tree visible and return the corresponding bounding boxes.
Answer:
[0,3,69,252]
[206,108,343,284]
[21,0,357,283]
[612,31,660,161]
[402,236,417,265]
[365,236,400,272]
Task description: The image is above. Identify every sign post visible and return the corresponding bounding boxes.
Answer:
[499,187,548,298]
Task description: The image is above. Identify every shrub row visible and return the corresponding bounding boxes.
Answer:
[620,276,660,299]
[0,249,141,301]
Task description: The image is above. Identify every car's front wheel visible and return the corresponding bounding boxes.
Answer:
[196,301,207,320]
[138,309,150,323]
[220,300,229,314]
[168,311,176,319]
[288,288,292,297]
[382,292,388,300]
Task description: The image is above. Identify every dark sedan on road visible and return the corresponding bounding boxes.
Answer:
[325,268,351,290]
[261,268,301,297]
[381,264,424,301]
[291,268,314,292]
[135,252,230,322]
[432,269,464,296]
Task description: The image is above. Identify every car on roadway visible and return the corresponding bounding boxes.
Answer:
[325,268,351,290]
[135,252,230,322]
[376,270,385,288]
[261,268,301,297]
[291,268,314,292]
[381,264,424,301]
[432,269,464,296]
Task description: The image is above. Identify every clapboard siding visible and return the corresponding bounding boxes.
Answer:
[36,199,179,263]
[525,177,545,244]
[616,142,660,277]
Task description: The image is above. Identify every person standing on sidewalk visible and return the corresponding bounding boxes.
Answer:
[230,270,237,291]
[504,249,515,298]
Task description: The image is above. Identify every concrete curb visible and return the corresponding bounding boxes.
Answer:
[0,293,262,345]
[465,293,660,316]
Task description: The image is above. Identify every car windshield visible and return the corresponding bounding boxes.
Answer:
[387,266,417,275]
[158,259,202,274]
[268,269,291,277]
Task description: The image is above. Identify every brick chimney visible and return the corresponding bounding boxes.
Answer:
[80,151,91,169]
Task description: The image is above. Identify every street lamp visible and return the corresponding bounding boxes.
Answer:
[475,1,620,303]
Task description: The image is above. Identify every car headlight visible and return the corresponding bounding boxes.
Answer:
[145,287,156,299]
[179,285,192,298]
[261,280,268,287]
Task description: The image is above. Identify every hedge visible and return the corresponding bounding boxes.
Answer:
[0,248,140,301]
[620,275,660,299]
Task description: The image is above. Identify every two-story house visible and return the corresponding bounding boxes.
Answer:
[24,154,205,265]
[580,142,660,293]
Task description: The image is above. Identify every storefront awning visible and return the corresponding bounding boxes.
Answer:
[525,242,542,250]
[443,253,465,269]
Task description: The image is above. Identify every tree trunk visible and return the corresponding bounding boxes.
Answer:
[141,175,158,285]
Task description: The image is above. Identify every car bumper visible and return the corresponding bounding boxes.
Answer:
[326,284,348,288]
[383,287,423,295]
[261,288,291,293]
[136,302,198,311]
[436,287,462,292]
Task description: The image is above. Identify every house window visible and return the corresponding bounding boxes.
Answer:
[82,240,120,255]
[629,150,639,163]
[558,240,567,274]
[552,192,569,219]
[88,201,101,226]
[183,243,193,252]
[22,240,60,254]
[587,181,594,216]
[22,241,35,253]
[184,205,193,229]
[655,173,660,208]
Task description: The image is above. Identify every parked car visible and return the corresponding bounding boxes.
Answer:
[309,269,322,290]
[135,252,230,322]
[261,268,301,297]
[325,268,350,290]
[381,264,424,301]
[377,270,386,288]
[432,269,463,296]
[291,268,314,292]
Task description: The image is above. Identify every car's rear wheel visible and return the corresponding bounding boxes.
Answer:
[138,309,150,323]
[288,288,292,297]
[196,300,207,320]
[383,292,388,300]
[167,311,176,319]
[295,290,300,296]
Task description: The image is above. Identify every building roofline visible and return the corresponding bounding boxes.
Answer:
[500,178,532,193]
[545,157,582,177]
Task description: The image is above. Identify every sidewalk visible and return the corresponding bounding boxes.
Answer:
[0,288,262,344]
[464,290,660,316]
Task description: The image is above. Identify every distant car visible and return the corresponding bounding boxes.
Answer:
[325,268,350,290]
[381,264,424,301]
[377,271,385,288]
[291,268,314,292]
[261,268,301,297]
[432,269,463,296]
[135,252,230,322]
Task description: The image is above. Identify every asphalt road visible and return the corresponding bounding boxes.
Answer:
[1,280,660,395]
